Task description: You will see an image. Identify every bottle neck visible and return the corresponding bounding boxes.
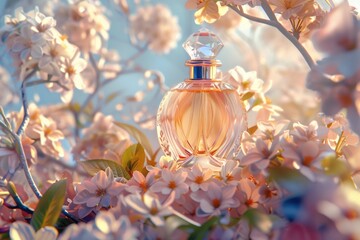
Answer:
[186,60,221,80]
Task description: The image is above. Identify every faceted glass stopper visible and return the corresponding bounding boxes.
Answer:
[183,28,224,60]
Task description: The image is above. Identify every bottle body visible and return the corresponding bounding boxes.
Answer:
[157,80,247,166]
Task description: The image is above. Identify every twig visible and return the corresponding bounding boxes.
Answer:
[0,121,82,223]
[229,3,315,70]
[229,5,277,27]
[259,0,315,69]
[79,53,100,114]
[38,149,90,177]
[16,69,37,136]
[26,79,70,91]
[4,198,34,214]
[121,44,148,65]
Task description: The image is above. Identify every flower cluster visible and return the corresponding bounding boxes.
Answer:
[72,112,132,161]
[130,4,181,54]
[307,1,360,135]
[53,0,110,53]
[223,66,282,126]
[0,103,65,175]
[61,113,360,238]
[187,0,326,40]
[1,7,87,102]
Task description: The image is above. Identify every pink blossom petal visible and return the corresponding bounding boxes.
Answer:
[151,181,167,192]
[149,215,165,226]
[86,196,100,207]
[299,141,319,159]
[222,186,236,199]
[73,190,92,204]
[99,195,111,207]
[132,171,145,183]
[200,200,214,213]
[125,196,148,215]
[10,222,35,240]
[241,152,264,165]
[312,1,357,55]
[93,171,109,189]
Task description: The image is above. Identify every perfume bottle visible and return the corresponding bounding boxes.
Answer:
[156,29,247,167]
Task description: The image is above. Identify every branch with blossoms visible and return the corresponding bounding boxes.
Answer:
[187,0,360,136]
[1,0,360,239]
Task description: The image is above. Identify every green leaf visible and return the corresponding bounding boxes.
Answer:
[113,121,154,157]
[30,180,67,231]
[0,232,10,240]
[122,144,146,175]
[268,166,310,194]
[79,159,131,179]
[188,217,218,240]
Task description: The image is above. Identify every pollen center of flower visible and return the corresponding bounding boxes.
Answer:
[150,206,159,215]
[344,209,359,219]
[246,198,254,206]
[60,35,68,41]
[139,181,147,191]
[50,48,59,58]
[168,180,177,189]
[44,127,52,136]
[96,188,107,197]
[226,174,234,181]
[195,176,204,184]
[302,156,313,166]
[66,66,76,75]
[212,198,221,208]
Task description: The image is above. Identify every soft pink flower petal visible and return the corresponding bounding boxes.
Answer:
[312,0,357,55]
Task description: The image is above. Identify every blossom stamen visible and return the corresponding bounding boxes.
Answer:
[195,176,204,184]
[168,180,177,189]
[96,188,107,197]
[212,198,221,208]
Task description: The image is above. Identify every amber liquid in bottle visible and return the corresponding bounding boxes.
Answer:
[157,80,246,166]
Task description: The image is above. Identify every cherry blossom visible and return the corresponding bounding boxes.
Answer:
[219,160,242,184]
[269,0,313,19]
[10,222,58,240]
[126,170,156,194]
[241,138,279,174]
[191,181,238,217]
[185,0,228,24]
[124,191,175,226]
[130,4,180,54]
[186,164,213,191]
[72,112,131,161]
[54,0,110,53]
[73,168,123,218]
[151,169,188,199]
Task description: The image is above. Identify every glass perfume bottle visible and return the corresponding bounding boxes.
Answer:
[156,29,247,167]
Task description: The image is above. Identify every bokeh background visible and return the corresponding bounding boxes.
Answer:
[0,0,359,142]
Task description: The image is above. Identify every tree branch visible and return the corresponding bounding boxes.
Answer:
[0,121,82,223]
[229,3,315,70]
